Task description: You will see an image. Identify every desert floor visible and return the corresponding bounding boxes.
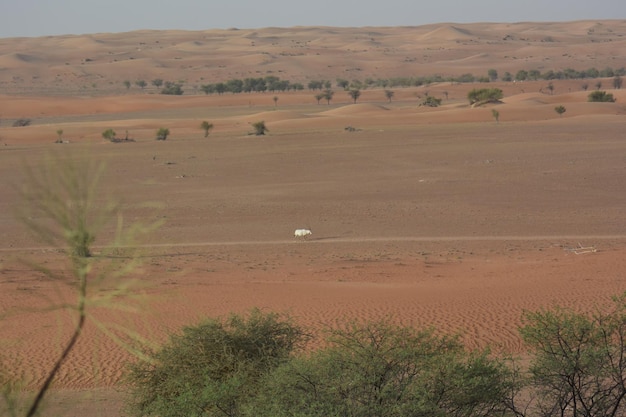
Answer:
[1,21,626,417]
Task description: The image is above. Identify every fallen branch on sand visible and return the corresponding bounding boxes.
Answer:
[565,243,597,255]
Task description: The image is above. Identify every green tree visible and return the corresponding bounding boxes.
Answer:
[336,78,349,90]
[156,127,170,140]
[519,293,626,417]
[614,75,623,89]
[488,68,498,81]
[200,121,214,138]
[555,105,566,117]
[384,89,395,102]
[314,93,324,105]
[252,121,268,136]
[252,320,512,417]
[55,129,64,143]
[125,309,306,417]
[272,96,278,107]
[123,80,131,90]
[322,89,334,105]
[588,90,616,102]
[151,79,163,88]
[135,80,147,90]
[348,89,361,104]
[101,128,116,141]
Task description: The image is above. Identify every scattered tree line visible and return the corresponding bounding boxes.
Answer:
[126,66,623,96]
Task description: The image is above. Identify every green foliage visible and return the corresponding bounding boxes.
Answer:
[151,78,163,88]
[123,80,131,89]
[492,109,500,123]
[252,121,268,136]
[156,127,170,140]
[588,90,616,102]
[124,309,306,417]
[55,129,64,143]
[384,89,394,102]
[15,152,159,417]
[322,89,334,105]
[421,96,442,107]
[251,320,512,417]
[488,68,498,81]
[200,121,214,138]
[467,88,504,106]
[554,105,566,117]
[135,80,147,89]
[614,75,623,89]
[519,293,626,417]
[101,128,116,142]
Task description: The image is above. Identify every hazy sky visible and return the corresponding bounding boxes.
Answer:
[2,0,625,38]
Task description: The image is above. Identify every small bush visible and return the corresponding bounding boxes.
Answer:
[252,121,268,136]
[588,90,616,102]
[421,96,442,107]
[161,82,183,95]
[467,88,503,106]
[102,128,116,141]
[156,128,170,141]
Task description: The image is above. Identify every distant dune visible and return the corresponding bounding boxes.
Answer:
[0,20,624,96]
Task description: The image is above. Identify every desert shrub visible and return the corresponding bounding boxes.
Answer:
[555,105,566,117]
[101,128,116,141]
[588,90,616,102]
[156,128,170,141]
[12,118,31,127]
[250,320,513,417]
[200,121,214,138]
[124,309,307,417]
[467,88,504,106]
[421,96,442,107]
[251,121,268,136]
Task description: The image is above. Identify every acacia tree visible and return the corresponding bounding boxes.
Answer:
[125,309,307,417]
[384,89,394,102]
[322,89,334,105]
[519,293,626,417]
[252,320,513,417]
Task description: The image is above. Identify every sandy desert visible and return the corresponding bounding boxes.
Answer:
[1,20,626,416]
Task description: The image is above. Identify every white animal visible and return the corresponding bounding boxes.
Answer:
[294,228,312,239]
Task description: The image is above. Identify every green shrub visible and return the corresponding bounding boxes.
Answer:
[421,96,442,107]
[587,90,616,102]
[467,88,504,106]
[156,128,170,141]
[124,309,306,417]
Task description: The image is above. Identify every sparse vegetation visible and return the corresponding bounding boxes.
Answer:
[156,127,170,140]
[252,121,268,136]
[384,89,394,102]
[588,90,616,102]
[555,105,566,117]
[614,75,623,89]
[55,129,64,143]
[123,80,131,90]
[322,89,334,105]
[135,80,147,90]
[151,78,163,88]
[200,121,214,138]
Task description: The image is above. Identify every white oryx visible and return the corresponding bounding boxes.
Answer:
[294,228,312,239]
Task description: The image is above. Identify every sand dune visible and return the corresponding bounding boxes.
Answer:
[1,20,626,417]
